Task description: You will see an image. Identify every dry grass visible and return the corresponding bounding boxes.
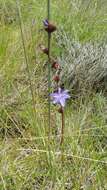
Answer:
[0,0,107,189]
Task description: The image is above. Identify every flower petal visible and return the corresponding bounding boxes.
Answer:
[60,98,66,107]
[43,19,49,26]
[63,94,70,99]
[50,88,70,107]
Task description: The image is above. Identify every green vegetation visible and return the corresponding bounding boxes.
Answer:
[0,0,107,189]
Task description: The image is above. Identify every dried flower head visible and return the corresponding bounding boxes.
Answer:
[53,75,60,82]
[50,88,70,107]
[43,19,57,33]
[39,45,49,55]
[52,61,60,69]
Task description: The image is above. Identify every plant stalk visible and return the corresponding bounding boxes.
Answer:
[16,0,36,119]
[60,107,65,145]
[47,0,51,138]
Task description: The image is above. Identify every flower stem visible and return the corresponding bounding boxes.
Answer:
[60,107,65,145]
[47,0,51,138]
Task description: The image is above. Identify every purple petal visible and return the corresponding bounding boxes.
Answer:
[63,94,70,99]
[50,93,59,98]
[50,88,70,107]
[62,91,70,96]
[63,89,69,93]
[58,88,62,93]
[60,98,66,107]
[43,19,49,26]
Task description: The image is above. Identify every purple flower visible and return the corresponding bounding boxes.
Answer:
[43,19,49,26]
[50,88,70,107]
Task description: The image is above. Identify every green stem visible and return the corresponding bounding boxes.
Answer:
[47,0,51,137]
[16,0,36,118]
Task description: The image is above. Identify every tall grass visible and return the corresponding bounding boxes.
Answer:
[0,0,107,189]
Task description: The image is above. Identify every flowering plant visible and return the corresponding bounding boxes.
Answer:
[50,88,70,107]
[41,17,70,145]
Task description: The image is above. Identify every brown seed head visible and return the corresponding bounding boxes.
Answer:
[53,75,60,82]
[52,61,60,69]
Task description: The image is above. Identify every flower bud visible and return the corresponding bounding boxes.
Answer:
[39,45,49,55]
[42,48,49,55]
[43,19,57,33]
[53,75,60,82]
[52,61,60,69]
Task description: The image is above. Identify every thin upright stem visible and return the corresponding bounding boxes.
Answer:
[47,0,50,19]
[47,0,51,137]
[60,107,65,145]
[16,0,36,119]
